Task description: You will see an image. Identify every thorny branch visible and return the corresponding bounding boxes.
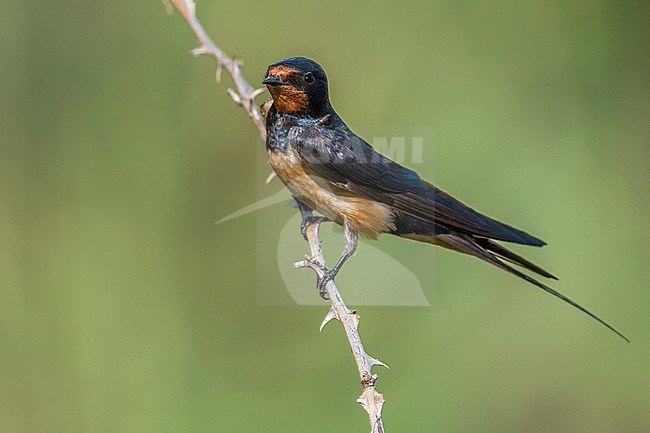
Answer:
[167,0,266,138]
[293,222,387,432]
[167,1,387,431]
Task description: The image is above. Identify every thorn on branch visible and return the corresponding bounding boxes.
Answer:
[320,307,339,331]
[227,88,242,105]
[191,46,209,57]
[367,355,390,369]
[216,63,224,83]
[264,171,277,185]
[251,87,266,99]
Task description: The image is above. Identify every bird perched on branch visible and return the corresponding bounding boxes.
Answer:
[262,56,627,341]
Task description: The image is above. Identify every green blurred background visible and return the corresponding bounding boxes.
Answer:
[1,1,649,432]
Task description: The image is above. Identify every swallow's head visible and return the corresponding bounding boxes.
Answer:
[263,57,329,116]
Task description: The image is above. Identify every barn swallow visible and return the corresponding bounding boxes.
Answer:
[262,56,627,341]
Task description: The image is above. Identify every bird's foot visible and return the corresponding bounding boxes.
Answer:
[300,216,329,240]
[317,268,338,300]
[316,219,358,299]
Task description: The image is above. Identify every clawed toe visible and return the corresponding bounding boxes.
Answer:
[300,216,329,240]
[317,270,335,299]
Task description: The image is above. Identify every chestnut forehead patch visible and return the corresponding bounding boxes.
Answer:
[267,64,301,81]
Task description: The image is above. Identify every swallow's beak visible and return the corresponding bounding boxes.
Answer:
[263,75,288,86]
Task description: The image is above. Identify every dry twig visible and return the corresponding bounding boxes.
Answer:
[167,0,266,138]
[168,1,386,431]
[293,222,386,432]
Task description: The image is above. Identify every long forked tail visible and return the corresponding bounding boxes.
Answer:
[438,233,629,342]
[475,238,557,280]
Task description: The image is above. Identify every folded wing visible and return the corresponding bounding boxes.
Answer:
[293,124,545,246]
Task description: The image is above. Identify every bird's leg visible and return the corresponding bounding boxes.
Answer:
[317,219,358,299]
[295,197,329,240]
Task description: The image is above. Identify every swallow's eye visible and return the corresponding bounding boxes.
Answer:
[304,72,315,84]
